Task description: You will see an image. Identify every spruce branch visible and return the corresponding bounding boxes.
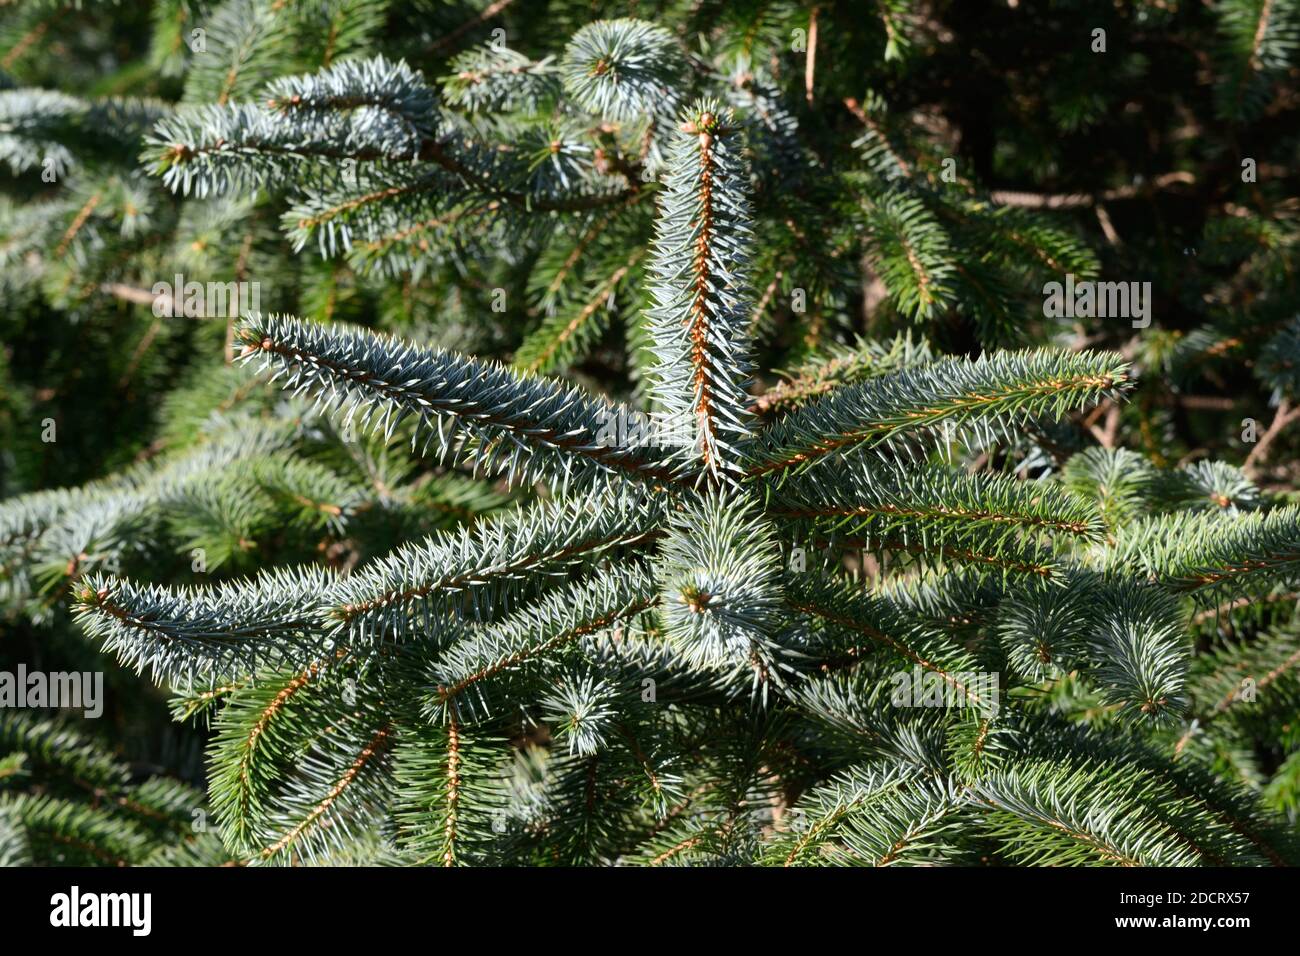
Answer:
[561,18,684,123]
[768,457,1105,577]
[654,492,784,673]
[972,759,1205,866]
[785,573,993,713]
[73,568,336,684]
[746,350,1131,480]
[326,488,665,642]
[235,312,689,491]
[645,101,756,485]
[1106,505,1300,598]
[430,563,659,715]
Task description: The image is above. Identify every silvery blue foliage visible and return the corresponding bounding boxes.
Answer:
[645,102,756,485]
[561,18,683,123]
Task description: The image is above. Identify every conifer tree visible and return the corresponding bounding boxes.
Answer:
[2,1,1300,867]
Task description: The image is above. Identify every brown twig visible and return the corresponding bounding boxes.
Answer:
[1244,398,1300,478]
[804,7,819,105]
[429,0,518,55]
